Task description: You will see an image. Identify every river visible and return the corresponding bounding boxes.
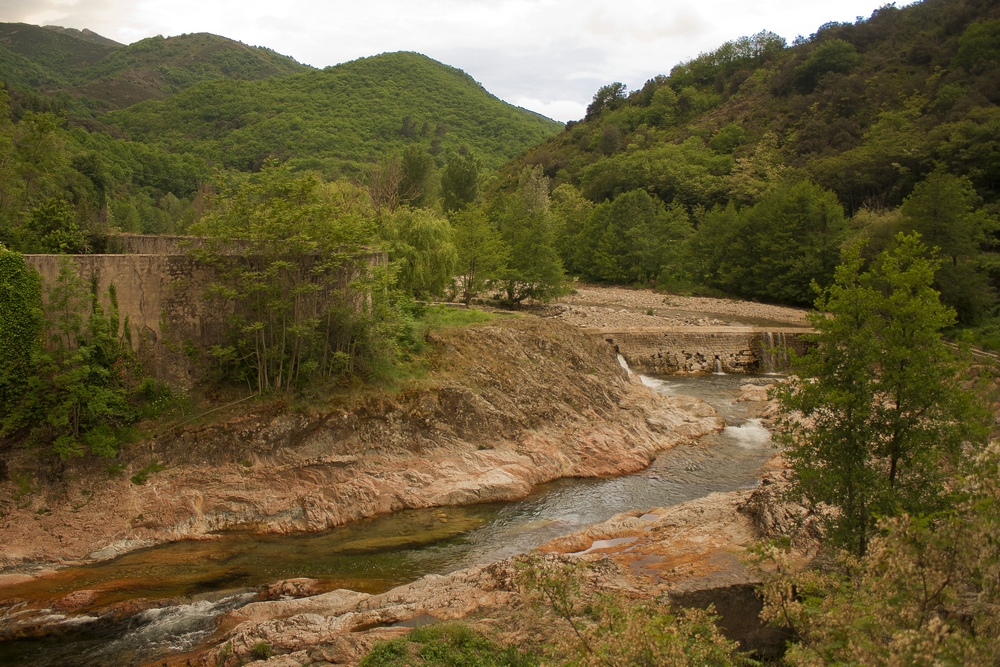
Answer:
[0,373,776,666]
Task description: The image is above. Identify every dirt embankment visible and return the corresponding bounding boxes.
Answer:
[0,317,722,569]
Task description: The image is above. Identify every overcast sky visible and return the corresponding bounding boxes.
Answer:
[3,0,916,122]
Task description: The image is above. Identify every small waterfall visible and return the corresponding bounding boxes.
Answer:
[760,331,790,374]
[617,354,633,377]
[714,356,724,374]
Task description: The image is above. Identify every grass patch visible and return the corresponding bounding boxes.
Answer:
[419,305,495,331]
[252,641,273,660]
[359,624,536,667]
[130,462,165,485]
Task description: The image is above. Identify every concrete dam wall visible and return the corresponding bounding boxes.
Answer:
[23,238,386,387]
[585,326,813,374]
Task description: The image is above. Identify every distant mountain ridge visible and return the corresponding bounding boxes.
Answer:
[0,23,311,111]
[0,23,559,173]
[42,25,123,48]
[106,51,562,172]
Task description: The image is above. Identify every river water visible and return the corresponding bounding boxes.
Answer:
[0,373,776,666]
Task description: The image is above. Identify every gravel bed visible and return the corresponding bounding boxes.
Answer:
[553,285,810,328]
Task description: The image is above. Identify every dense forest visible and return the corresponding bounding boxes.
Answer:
[493,0,1000,338]
[0,24,309,113]
[0,31,561,250]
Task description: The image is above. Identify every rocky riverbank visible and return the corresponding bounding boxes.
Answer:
[161,453,814,667]
[0,316,722,573]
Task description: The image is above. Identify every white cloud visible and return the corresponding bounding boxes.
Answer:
[512,97,585,124]
[0,0,917,121]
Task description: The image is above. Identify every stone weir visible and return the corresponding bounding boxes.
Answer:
[584,326,813,374]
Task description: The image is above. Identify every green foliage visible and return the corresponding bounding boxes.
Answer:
[130,462,164,485]
[380,208,458,299]
[899,171,998,323]
[0,87,207,253]
[585,82,628,121]
[794,39,861,93]
[667,30,786,87]
[0,25,308,112]
[515,555,757,666]
[496,0,1000,306]
[955,18,1000,72]
[490,167,565,304]
[708,124,745,154]
[755,441,1000,665]
[106,52,561,175]
[360,624,535,667]
[686,180,847,304]
[0,247,42,411]
[251,641,273,661]
[774,234,990,556]
[0,257,152,458]
[417,305,494,330]
[578,137,732,209]
[0,23,116,91]
[399,146,438,208]
[193,162,393,392]
[450,207,509,304]
[549,184,594,276]
[574,189,692,285]
[440,152,481,213]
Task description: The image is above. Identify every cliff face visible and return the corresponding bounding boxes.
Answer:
[0,317,723,568]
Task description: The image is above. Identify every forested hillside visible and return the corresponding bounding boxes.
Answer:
[106,52,562,173]
[0,24,310,114]
[495,0,1000,332]
[0,30,561,254]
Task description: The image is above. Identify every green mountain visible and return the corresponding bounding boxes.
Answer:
[0,22,117,90]
[487,0,1000,328]
[104,51,563,172]
[42,25,123,48]
[67,33,311,110]
[501,0,1000,211]
[0,24,311,111]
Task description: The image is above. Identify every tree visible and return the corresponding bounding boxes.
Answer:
[440,152,480,213]
[686,180,846,304]
[724,132,786,205]
[794,39,860,92]
[398,145,437,208]
[490,166,565,304]
[549,184,594,276]
[955,18,1000,72]
[363,156,405,216]
[899,170,997,323]
[192,162,387,392]
[2,258,141,459]
[380,207,457,299]
[585,189,692,285]
[775,234,989,557]
[585,82,627,121]
[450,207,508,305]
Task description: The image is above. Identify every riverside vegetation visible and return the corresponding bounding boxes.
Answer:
[2,0,1000,664]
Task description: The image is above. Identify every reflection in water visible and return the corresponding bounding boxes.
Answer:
[0,373,776,666]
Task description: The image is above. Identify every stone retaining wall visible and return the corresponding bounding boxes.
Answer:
[23,249,385,386]
[105,234,249,255]
[23,254,229,385]
[585,327,812,374]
